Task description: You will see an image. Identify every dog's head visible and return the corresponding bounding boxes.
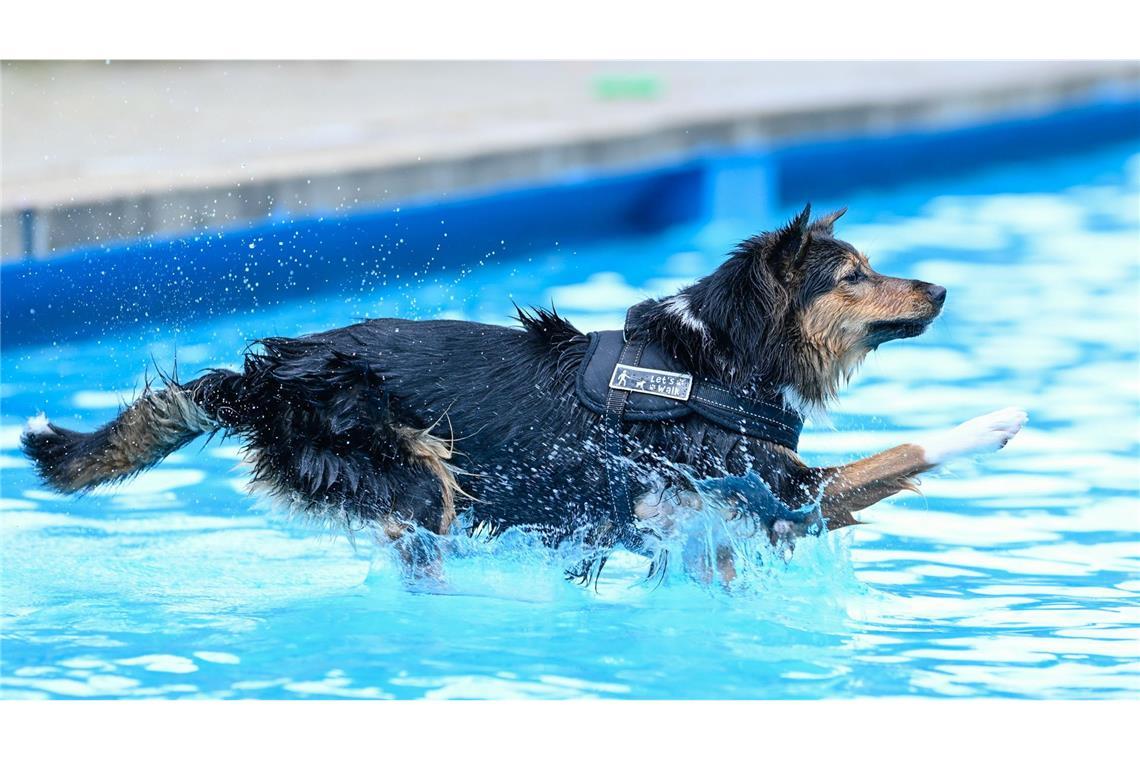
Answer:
[634,204,946,408]
[778,205,946,398]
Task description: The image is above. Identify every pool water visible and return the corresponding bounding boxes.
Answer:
[2,140,1138,699]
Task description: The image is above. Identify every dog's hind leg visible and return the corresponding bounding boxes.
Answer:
[223,343,472,585]
[376,425,471,587]
[393,425,465,536]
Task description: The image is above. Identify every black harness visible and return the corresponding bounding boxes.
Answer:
[575,313,804,546]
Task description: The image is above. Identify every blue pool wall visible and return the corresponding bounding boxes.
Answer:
[2,92,1138,349]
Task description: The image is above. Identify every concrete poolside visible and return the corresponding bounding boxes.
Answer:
[2,60,1138,260]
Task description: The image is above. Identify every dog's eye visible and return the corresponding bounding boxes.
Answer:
[842,270,866,285]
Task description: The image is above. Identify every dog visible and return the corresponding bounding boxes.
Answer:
[22,204,1027,584]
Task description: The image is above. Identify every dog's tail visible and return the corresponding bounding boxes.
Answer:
[22,369,242,494]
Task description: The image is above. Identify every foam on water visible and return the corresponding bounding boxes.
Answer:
[1,140,1138,699]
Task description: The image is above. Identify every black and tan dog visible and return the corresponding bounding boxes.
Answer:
[22,205,1026,582]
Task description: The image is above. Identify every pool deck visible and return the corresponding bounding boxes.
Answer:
[2,60,1139,260]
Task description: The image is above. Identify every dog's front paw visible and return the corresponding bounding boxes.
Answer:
[918,407,1028,466]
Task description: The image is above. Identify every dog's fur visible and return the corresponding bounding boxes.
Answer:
[22,205,1026,581]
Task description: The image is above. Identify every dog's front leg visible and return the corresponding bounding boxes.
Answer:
[807,444,930,527]
[805,407,1028,525]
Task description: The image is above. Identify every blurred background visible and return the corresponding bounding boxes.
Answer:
[4,61,1138,260]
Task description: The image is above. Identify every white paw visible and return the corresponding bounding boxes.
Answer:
[918,407,1028,466]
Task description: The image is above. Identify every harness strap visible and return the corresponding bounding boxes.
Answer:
[602,335,647,548]
[686,382,802,448]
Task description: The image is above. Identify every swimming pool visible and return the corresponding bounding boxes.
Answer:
[2,128,1138,699]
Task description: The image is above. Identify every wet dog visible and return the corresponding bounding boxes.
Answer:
[22,205,1026,582]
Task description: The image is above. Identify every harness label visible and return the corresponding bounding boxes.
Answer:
[608,363,693,401]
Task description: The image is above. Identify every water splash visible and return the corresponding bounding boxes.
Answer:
[363,472,867,618]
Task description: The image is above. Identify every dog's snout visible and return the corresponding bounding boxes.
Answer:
[920,282,947,307]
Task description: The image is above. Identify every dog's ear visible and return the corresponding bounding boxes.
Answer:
[812,207,847,236]
[767,203,813,278]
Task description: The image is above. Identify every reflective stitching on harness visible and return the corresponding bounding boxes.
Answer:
[690,393,798,433]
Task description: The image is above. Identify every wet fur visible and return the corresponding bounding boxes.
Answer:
[22,205,949,574]
[23,383,218,492]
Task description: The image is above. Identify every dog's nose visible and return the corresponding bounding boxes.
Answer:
[922,282,947,307]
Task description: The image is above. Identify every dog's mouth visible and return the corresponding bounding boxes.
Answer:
[865,316,933,347]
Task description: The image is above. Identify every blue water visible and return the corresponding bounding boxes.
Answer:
[2,141,1138,699]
